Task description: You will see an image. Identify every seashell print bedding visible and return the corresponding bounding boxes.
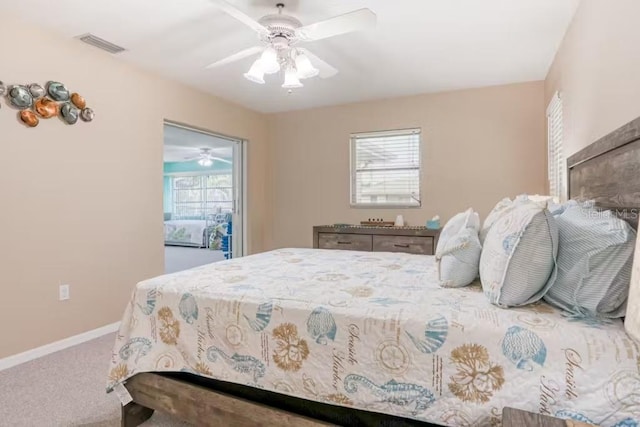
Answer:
[108,248,640,426]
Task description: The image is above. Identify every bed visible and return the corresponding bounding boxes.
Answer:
[110,116,640,427]
[163,219,212,248]
[164,213,230,248]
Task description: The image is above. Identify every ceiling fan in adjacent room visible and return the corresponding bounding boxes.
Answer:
[205,0,377,89]
[184,148,232,167]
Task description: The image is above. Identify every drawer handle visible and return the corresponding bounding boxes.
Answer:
[337,241,352,245]
[394,244,410,248]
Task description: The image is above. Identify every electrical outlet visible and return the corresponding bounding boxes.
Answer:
[59,284,70,301]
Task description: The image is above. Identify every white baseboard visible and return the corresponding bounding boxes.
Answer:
[0,321,121,371]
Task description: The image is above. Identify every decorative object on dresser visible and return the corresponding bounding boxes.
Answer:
[313,225,440,255]
[426,215,440,229]
[360,218,395,227]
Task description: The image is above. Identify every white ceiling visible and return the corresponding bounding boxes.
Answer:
[6,0,579,113]
[164,124,234,162]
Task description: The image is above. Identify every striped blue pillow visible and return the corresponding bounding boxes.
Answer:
[480,201,558,307]
[544,205,636,318]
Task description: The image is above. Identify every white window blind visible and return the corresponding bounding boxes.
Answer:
[350,128,421,207]
[547,92,565,200]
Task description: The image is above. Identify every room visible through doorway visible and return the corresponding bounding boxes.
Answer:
[163,122,244,273]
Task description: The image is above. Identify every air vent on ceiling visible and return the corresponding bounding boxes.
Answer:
[76,33,126,54]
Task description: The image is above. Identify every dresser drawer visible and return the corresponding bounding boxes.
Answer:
[372,235,434,255]
[318,233,373,251]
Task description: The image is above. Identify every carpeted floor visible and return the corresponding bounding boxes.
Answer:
[0,333,190,427]
[164,246,226,274]
[0,248,225,426]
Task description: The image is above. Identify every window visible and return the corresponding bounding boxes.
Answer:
[547,92,565,200]
[171,174,233,218]
[350,128,421,207]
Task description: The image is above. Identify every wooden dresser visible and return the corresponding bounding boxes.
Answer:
[313,225,440,255]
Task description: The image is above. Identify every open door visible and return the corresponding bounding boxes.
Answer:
[163,122,245,273]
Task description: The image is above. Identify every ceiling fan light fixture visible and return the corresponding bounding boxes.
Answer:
[198,158,213,167]
[259,47,280,74]
[295,52,319,79]
[282,66,303,89]
[244,59,266,84]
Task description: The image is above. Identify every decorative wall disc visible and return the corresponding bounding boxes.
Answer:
[71,93,86,109]
[60,102,79,125]
[80,107,95,122]
[34,98,59,119]
[8,86,34,109]
[47,81,70,102]
[20,110,39,127]
[3,80,93,127]
[28,83,45,99]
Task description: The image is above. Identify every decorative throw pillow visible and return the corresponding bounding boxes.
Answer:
[480,195,556,244]
[436,209,482,288]
[480,197,512,244]
[515,194,556,205]
[544,205,636,318]
[480,201,559,307]
[625,232,640,342]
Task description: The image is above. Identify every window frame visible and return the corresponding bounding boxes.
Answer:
[169,172,234,219]
[349,128,422,209]
[547,92,565,201]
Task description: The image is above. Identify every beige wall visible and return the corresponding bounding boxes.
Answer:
[545,0,640,156]
[0,16,269,358]
[268,81,546,249]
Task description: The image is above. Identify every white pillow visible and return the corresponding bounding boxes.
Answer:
[480,198,512,244]
[480,202,558,307]
[480,195,557,244]
[437,209,480,249]
[515,194,557,205]
[436,209,482,288]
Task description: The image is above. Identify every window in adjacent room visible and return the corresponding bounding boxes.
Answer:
[350,128,421,207]
[547,92,565,200]
[171,174,233,218]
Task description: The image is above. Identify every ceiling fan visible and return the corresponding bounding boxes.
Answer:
[206,0,377,89]
[185,148,232,167]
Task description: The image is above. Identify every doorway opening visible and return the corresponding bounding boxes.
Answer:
[163,122,244,273]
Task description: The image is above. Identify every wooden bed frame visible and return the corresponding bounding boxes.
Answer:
[566,115,640,229]
[121,115,640,427]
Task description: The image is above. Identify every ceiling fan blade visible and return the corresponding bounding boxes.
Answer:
[209,0,269,36]
[205,46,264,69]
[212,157,233,164]
[184,155,200,161]
[296,8,376,42]
[298,48,338,79]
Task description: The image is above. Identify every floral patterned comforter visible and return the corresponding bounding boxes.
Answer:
[108,249,640,426]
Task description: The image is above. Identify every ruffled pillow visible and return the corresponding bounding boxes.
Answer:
[436,209,482,288]
[480,201,558,307]
[480,198,512,244]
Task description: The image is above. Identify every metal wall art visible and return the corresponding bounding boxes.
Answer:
[1,80,94,128]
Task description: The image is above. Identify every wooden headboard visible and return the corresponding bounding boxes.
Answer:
[567,116,640,230]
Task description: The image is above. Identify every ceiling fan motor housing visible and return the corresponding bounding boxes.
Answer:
[258,14,302,42]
